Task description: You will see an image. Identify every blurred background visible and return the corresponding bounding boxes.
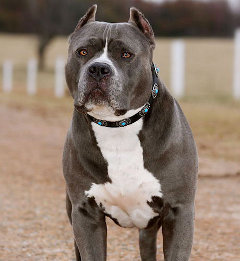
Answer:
[0,0,240,260]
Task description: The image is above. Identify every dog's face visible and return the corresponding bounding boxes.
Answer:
[66,5,155,117]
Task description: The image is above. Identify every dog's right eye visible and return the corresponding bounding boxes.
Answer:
[76,49,88,57]
[121,51,132,59]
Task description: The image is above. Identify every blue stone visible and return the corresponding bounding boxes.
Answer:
[156,68,160,73]
[155,89,159,94]
[144,108,148,113]
[98,122,102,125]
[121,122,126,126]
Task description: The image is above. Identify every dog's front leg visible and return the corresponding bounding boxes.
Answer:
[162,203,195,261]
[71,199,107,261]
[139,218,162,261]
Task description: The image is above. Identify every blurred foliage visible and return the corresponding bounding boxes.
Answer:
[1,0,239,69]
[0,0,239,37]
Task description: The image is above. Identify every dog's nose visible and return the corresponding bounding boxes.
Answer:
[88,62,112,81]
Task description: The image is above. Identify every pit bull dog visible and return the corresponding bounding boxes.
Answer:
[63,5,198,261]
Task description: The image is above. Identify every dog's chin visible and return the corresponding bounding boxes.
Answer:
[75,88,128,119]
[85,102,128,121]
[76,88,110,113]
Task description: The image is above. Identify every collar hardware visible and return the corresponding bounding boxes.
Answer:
[152,83,159,98]
[139,102,151,117]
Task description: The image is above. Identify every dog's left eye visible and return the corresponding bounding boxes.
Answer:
[121,52,132,59]
[76,49,88,57]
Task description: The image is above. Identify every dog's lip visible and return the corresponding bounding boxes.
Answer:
[85,86,108,99]
[74,104,89,113]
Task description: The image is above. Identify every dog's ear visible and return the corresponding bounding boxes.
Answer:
[74,4,97,31]
[128,7,155,47]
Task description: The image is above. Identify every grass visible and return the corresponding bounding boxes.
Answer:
[182,99,240,163]
[1,90,239,168]
[154,38,234,99]
[0,34,236,98]
[0,33,239,171]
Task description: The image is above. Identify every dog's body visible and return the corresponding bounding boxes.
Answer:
[63,5,198,261]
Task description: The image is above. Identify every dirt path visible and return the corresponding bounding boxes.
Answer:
[0,104,240,261]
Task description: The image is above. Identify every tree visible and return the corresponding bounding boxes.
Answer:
[24,0,95,70]
[0,0,239,70]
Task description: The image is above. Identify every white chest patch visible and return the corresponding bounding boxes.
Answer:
[85,116,162,229]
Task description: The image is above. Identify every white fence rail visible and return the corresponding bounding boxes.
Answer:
[1,57,66,98]
[55,57,65,98]
[1,31,240,100]
[233,29,240,100]
[27,59,38,95]
[171,40,185,98]
[2,60,13,93]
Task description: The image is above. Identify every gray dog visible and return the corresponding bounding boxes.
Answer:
[63,5,198,261]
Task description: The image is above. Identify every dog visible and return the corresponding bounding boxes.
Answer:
[63,5,198,261]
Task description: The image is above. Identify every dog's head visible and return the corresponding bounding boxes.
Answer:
[66,5,155,117]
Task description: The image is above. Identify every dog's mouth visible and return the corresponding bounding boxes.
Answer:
[75,78,127,116]
[87,86,107,102]
[75,94,127,117]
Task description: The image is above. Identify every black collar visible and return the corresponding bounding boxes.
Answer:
[76,63,159,128]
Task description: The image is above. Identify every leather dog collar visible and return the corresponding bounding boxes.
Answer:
[75,63,159,128]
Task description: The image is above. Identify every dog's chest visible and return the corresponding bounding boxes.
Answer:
[85,119,162,229]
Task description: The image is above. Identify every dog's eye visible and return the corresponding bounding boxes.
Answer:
[76,49,88,57]
[121,52,132,59]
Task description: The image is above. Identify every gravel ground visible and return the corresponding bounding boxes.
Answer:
[0,104,240,261]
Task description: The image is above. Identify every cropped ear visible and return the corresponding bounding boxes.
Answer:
[128,7,155,47]
[74,5,97,31]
